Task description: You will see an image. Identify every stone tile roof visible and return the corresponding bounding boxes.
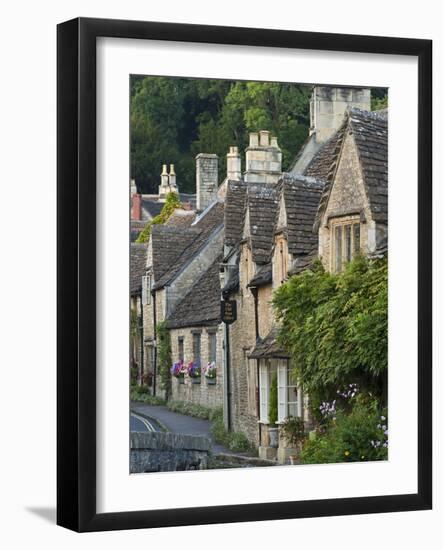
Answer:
[154,201,224,289]
[289,247,318,276]
[303,129,345,183]
[368,235,388,259]
[151,225,200,282]
[222,265,239,297]
[248,326,289,359]
[130,242,147,295]
[166,256,222,329]
[224,180,247,247]
[142,198,163,219]
[179,193,197,210]
[350,108,388,224]
[313,108,388,229]
[165,209,196,228]
[248,263,272,288]
[279,174,324,256]
[246,183,279,265]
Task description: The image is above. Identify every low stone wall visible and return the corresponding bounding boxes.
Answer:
[130,431,211,473]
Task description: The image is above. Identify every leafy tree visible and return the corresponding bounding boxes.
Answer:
[131,76,311,193]
[371,88,388,111]
[273,256,388,405]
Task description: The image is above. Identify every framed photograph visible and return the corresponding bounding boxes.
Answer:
[57,17,432,532]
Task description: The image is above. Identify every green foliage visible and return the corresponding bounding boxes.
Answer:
[209,409,255,453]
[268,374,278,426]
[136,192,182,243]
[155,321,172,400]
[371,88,388,111]
[300,394,388,464]
[280,416,306,447]
[273,256,388,403]
[167,400,213,420]
[130,386,166,405]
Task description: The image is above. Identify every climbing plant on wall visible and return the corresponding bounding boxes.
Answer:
[273,256,388,406]
[135,192,182,244]
[156,320,172,400]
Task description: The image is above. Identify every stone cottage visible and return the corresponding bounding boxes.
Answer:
[166,256,224,408]
[140,154,224,399]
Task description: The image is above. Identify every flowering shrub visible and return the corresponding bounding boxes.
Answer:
[187,361,201,379]
[319,400,337,421]
[371,415,388,453]
[203,362,217,379]
[170,360,186,378]
[337,383,358,400]
[300,394,388,464]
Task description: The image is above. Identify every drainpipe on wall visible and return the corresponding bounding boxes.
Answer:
[139,297,144,386]
[224,322,232,431]
[251,286,262,447]
[152,289,157,396]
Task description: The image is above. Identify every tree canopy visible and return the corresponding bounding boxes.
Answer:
[130,77,312,193]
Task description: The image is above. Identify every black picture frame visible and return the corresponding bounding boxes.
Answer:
[57,17,432,532]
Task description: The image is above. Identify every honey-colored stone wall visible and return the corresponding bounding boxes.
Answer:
[170,324,224,409]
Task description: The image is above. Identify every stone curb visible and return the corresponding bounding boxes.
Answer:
[214,452,277,466]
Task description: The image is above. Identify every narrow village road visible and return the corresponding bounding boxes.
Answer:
[130,402,232,455]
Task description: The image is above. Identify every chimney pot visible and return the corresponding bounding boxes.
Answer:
[270,136,279,149]
[131,192,142,221]
[249,132,259,147]
[259,130,270,147]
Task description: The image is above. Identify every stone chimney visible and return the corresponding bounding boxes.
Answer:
[310,86,371,143]
[244,130,282,184]
[131,193,142,221]
[196,153,218,211]
[227,146,241,181]
[168,164,178,193]
[130,178,142,221]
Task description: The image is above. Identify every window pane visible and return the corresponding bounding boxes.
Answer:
[209,333,217,363]
[335,225,342,272]
[345,224,352,263]
[178,338,184,361]
[353,223,360,254]
[259,364,269,422]
[193,334,201,365]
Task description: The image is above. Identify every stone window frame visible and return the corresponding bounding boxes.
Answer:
[141,273,151,305]
[276,234,288,285]
[330,215,361,272]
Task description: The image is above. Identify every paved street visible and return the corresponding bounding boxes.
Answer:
[130,411,158,432]
[131,402,232,454]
